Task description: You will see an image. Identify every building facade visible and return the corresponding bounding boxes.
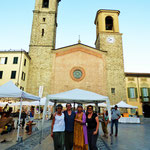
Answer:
[0,0,150,117]
[125,73,150,117]
[0,50,30,91]
[27,0,61,96]
[26,0,126,106]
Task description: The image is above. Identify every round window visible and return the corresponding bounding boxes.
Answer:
[70,67,85,82]
[73,69,83,79]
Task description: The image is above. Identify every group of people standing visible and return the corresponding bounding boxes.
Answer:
[51,103,121,150]
[51,103,99,150]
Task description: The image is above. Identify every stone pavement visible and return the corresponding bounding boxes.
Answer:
[4,120,109,150]
[2,119,150,150]
[101,118,150,150]
[0,120,51,150]
[33,135,110,150]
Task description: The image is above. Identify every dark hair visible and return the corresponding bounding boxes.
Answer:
[66,103,72,107]
[87,105,93,110]
[77,104,83,108]
[106,110,108,115]
[56,104,63,110]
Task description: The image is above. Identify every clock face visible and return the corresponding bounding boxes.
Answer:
[107,37,115,43]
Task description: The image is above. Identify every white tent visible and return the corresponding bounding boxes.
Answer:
[85,102,107,107]
[42,89,111,125]
[30,97,53,106]
[47,89,109,103]
[113,101,138,109]
[0,81,40,141]
[10,101,30,106]
[0,102,10,107]
[0,81,40,100]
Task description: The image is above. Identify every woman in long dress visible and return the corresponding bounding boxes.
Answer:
[73,104,88,150]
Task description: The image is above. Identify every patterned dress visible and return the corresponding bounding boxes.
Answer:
[73,112,88,150]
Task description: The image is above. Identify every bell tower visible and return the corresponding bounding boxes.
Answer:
[95,9,126,104]
[27,0,61,96]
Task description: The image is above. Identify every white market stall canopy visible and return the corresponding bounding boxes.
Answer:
[30,97,53,106]
[47,89,109,103]
[0,81,40,141]
[85,102,107,107]
[0,81,40,101]
[114,101,138,109]
[42,89,111,126]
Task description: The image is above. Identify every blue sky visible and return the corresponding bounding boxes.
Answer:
[0,0,150,73]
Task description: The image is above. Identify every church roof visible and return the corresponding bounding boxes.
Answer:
[53,43,107,53]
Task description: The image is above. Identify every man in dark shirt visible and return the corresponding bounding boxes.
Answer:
[64,103,76,150]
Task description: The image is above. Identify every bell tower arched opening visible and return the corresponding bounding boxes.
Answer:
[42,0,49,8]
[105,16,113,30]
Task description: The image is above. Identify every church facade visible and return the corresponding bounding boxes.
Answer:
[1,0,150,116]
[27,0,126,105]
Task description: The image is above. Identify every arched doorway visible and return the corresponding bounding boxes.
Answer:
[143,103,150,118]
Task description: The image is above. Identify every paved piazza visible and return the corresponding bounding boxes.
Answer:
[0,119,150,150]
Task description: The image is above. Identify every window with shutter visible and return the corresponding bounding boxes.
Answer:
[4,57,8,64]
[0,71,3,79]
[141,88,149,102]
[11,71,16,79]
[148,88,150,101]
[13,57,18,64]
[129,88,136,98]
[127,88,131,98]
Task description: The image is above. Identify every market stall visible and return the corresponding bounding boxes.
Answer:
[0,81,40,141]
[42,89,111,126]
[113,101,140,123]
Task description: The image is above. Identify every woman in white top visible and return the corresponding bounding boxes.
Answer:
[51,104,65,150]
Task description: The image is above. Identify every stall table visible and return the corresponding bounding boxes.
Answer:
[119,117,140,124]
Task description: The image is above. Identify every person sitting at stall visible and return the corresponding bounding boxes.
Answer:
[0,112,14,134]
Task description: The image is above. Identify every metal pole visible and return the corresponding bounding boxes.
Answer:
[74,102,75,111]
[95,103,98,114]
[17,97,23,142]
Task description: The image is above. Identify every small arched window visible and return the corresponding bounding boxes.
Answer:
[42,0,49,8]
[105,16,113,30]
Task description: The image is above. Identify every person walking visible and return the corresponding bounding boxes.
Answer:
[110,105,121,137]
[64,103,76,150]
[86,105,99,150]
[73,104,88,150]
[51,104,65,150]
[101,110,109,138]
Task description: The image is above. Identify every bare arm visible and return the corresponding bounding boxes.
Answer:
[51,116,55,137]
[93,116,99,135]
[106,118,109,124]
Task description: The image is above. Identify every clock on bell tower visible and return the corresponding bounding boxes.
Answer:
[94,9,126,105]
